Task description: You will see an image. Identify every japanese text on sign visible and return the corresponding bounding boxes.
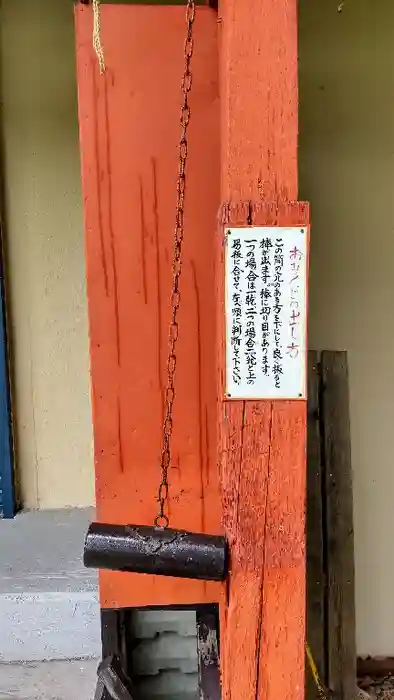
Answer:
[225,227,307,400]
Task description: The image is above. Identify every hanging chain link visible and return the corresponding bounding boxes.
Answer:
[155,0,196,529]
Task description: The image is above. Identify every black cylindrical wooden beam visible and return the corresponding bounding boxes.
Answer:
[84,523,228,581]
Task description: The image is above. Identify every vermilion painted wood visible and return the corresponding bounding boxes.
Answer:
[218,1,309,699]
[75,4,222,608]
[75,5,308,696]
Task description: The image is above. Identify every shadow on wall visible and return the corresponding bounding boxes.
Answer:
[299,0,394,657]
[0,0,94,509]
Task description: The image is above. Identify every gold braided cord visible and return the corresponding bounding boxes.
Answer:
[306,643,329,700]
[92,0,105,74]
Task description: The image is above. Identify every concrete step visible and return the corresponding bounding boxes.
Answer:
[0,659,98,700]
[0,509,101,662]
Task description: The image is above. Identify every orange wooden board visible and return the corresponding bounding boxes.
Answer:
[217,2,308,700]
[75,4,222,609]
[218,203,309,700]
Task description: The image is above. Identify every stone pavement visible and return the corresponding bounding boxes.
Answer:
[0,510,100,663]
[0,659,98,700]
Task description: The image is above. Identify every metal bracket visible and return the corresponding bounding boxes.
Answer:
[94,656,135,700]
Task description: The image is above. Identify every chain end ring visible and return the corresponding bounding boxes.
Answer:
[154,514,169,530]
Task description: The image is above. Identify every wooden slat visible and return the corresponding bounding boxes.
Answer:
[196,605,221,700]
[101,609,129,671]
[358,657,394,678]
[100,609,128,700]
[75,4,222,609]
[306,352,325,700]
[321,351,356,700]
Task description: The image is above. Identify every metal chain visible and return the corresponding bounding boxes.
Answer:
[155,0,196,529]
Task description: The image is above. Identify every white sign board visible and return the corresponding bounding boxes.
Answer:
[225,226,308,400]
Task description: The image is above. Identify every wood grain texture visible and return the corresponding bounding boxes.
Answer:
[219,0,299,203]
[218,202,309,700]
[75,4,222,608]
[321,352,356,700]
[196,606,221,700]
[218,2,308,699]
[306,353,325,700]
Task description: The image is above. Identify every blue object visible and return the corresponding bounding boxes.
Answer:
[0,258,15,519]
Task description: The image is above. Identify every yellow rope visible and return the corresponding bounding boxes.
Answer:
[306,643,329,700]
[92,0,105,74]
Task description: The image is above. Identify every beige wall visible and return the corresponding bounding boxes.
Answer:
[300,0,394,656]
[1,0,394,655]
[0,0,94,508]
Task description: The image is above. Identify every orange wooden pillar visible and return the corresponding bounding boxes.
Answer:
[217,2,309,700]
[75,1,308,698]
[75,3,223,609]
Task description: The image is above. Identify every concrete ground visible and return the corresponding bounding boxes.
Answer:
[0,510,100,663]
[0,659,98,700]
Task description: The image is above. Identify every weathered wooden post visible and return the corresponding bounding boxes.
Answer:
[217,2,310,699]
